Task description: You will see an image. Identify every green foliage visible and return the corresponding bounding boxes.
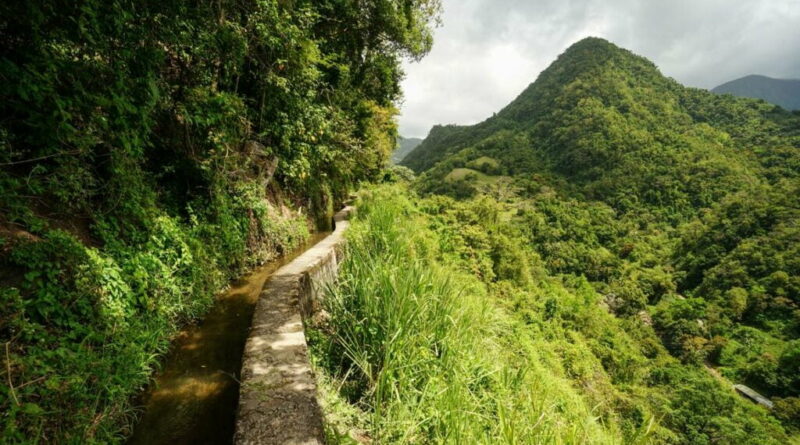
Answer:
[311,186,621,444]
[0,0,440,442]
[381,164,416,183]
[774,397,800,432]
[312,185,793,444]
[1,204,309,442]
[399,37,800,439]
[655,369,786,445]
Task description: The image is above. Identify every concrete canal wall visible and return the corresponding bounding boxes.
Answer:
[234,207,354,445]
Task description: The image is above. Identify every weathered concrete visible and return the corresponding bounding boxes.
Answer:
[734,384,774,409]
[234,206,354,445]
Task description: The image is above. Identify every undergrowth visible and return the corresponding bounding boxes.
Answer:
[0,0,442,442]
[1,193,309,443]
[309,185,622,444]
[309,184,793,444]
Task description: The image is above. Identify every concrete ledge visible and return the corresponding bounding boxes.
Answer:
[234,206,354,445]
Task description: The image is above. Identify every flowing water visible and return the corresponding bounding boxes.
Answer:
[127,232,330,445]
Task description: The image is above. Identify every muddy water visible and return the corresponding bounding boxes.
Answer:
[128,232,330,445]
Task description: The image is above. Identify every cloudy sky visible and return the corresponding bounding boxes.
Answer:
[398,0,800,138]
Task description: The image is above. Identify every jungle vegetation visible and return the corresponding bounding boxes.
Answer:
[308,38,800,443]
[2,2,799,443]
[311,185,795,444]
[0,1,440,442]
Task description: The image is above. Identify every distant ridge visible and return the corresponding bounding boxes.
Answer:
[712,74,800,110]
[391,136,423,163]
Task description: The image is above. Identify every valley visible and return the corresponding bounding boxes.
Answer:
[1,2,798,444]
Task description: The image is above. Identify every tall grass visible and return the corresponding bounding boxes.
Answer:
[310,186,621,444]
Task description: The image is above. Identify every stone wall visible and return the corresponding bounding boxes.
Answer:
[234,206,354,445]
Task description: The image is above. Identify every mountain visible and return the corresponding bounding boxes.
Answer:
[391,136,423,163]
[712,74,800,110]
[404,38,799,217]
[399,37,800,440]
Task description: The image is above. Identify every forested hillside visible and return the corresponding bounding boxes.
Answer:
[0,1,439,442]
[370,37,800,442]
[312,185,795,444]
[713,75,800,110]
[3,4,799,443]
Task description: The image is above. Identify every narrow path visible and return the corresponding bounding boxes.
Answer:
[127,233,329,445]
[235,207,353,445]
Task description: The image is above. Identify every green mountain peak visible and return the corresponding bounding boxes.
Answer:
[403,37,675,173]
[397,38,800,444]
[404,38,798,221]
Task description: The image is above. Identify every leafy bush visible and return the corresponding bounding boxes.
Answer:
[1,204,309,442]
[0,1,441,442]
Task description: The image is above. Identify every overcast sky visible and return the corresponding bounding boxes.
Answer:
[398,0,800,138]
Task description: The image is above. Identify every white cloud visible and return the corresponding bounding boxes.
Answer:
[398,0,800,138]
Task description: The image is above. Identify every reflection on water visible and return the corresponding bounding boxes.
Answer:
[128,233,329,445]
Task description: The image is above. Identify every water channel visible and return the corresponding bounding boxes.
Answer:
[127,232,330,445]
